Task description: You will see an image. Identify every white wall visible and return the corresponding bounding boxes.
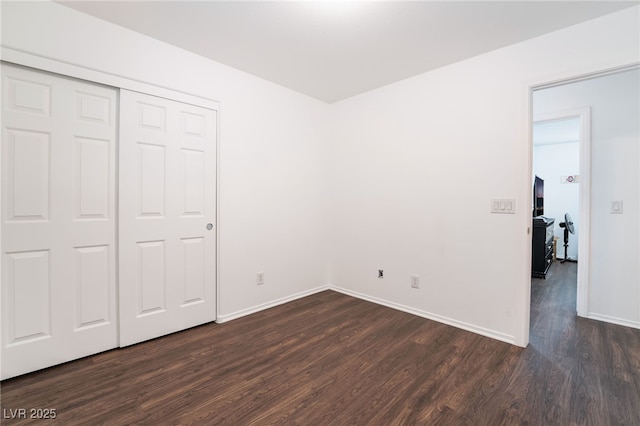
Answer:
[0,1,332,320]
[534,69,640,327]
[329,6,639,344]
[533,138,581,260]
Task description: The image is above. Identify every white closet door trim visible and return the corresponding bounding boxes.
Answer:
[1,47,220,111]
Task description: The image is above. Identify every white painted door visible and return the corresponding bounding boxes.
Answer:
[119,90,217,346]
[1,64,118,379]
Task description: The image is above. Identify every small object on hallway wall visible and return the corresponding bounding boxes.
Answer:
[257,271,264,285]
[611,200,623,214]
[561,175,580,184]
[378,270,384,279]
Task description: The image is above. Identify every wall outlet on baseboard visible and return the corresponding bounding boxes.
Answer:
[411,275,420,289]
[257,271,264,285]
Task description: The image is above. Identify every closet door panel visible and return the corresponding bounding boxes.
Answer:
[1,64,117,379]
[119,90,217,347]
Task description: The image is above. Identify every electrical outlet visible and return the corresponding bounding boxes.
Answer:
[411,275,420,289]
[257,271,264,285]
[378,269,384,279]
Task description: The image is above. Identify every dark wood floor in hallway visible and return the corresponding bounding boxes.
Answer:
[2,262,640,425]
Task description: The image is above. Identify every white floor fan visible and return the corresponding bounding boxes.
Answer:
[559,213,577,263]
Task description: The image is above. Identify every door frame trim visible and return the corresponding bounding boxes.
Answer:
[517,62,640,347]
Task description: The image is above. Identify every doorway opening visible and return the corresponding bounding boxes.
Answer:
[526,64,640,345]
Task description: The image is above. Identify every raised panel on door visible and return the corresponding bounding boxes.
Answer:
[1,64,117,379]
[5,250,51,344]
[181,237,206,306]
[75,136,110,220]
[6,76,51,116]
[5,129,50,222]
[137,240,167,315]
[119,90,217,347]
[73,245,111,329]
[181,149,205,216]
[138,143,166,217]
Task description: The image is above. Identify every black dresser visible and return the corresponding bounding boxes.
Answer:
[532,216,554,278]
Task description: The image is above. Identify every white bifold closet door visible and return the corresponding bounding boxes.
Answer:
[1,64,118,379]
[118,90,217,347]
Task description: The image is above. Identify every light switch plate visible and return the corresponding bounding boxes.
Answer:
[611,200,623,214]
[491,198,516,214]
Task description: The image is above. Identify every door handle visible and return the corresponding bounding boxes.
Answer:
[206,223,214,231]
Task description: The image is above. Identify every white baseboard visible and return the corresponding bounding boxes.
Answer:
[216,283,640,345]
[330,286,516,345]
[587,312,640,329]
[216,285,331,323]
[215,283,516,346]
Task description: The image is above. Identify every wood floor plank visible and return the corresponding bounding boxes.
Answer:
[2,262,640,424]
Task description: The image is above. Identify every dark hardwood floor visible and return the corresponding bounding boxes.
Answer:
[2,262,640,425]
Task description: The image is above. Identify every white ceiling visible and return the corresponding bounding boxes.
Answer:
[58,1,638,103]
